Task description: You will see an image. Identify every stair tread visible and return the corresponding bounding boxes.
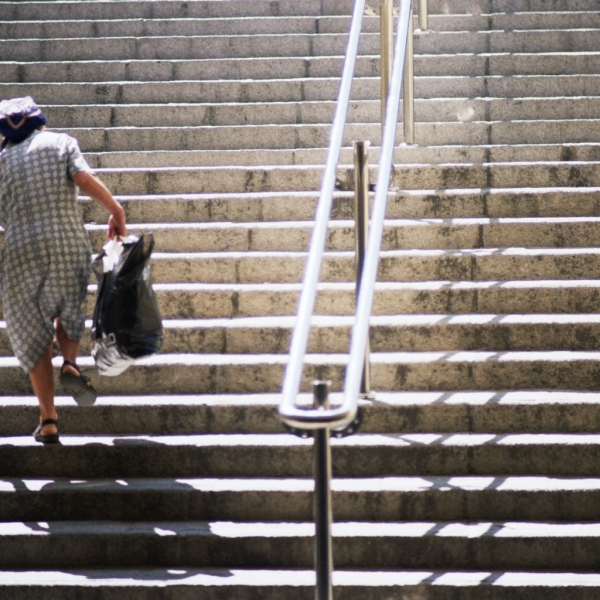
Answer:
[5,519,600,538]
[4,475,600,493]
[1,568,600,588]
[4,432,600,447]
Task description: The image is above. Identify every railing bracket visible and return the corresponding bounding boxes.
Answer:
[331,406,362,438]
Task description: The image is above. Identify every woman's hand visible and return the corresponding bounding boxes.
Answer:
[108,208,127,239]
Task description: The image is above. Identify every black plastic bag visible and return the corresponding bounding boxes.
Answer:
[91,233,163,376]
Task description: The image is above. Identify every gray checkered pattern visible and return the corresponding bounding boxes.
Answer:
[0,130,93,372]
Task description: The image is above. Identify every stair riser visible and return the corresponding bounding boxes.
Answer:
[72,220,600,254]
[2,0,595,21]
[39,98,600,129]
[0,35,384,62]
[3,532,600,570]
[6,14,600,41]
[2,57,377,85]
[416,31,600,54]
[2,357,600,395]
[7,77,600,109]
[89,164,600,195]
[0,586,308,600]
[84,145,600,168]
[5,486,600,522]
[140,253,600,284]
[4,31,600,62]
[45,121,600,153]
[4,441,600,477]
[85,163,600,195]
[0,0,330,20]
[0,17,369,40]
[9,54,600,86]
[5,400,600,435]
[131,286,600,318]
[0,76,487,106]
[31,284,600,321]
[78,189,600,225]
[2,320,598,356]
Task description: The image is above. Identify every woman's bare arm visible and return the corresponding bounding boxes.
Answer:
[73,171,127,239]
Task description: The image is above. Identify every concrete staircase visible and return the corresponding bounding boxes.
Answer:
[2,0,600,597]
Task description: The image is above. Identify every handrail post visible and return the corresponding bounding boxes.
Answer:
[353,141,373,398]
[313,381,333,600]
[380,0,393,139]
[403,2,415,144]
[418,0,428,31]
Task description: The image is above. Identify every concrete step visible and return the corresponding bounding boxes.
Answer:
[55,280,600,322]
[75,217,600,254]
[7,52,600,85]
[1,0,348,21]
[0,278,596,322]
[4,518,600,570]
[6,76,600,107]
[2,349,600,395]
[493,0,600,9]
[82,143,600,169]
[415,30,600,54]
[0,76,487,106]
[77,187,600,225]
[38,98,600,129]
[106,280,600,319]
[7,430,600,478]
[1,0,594,21]
[0,1,344,21]
[5,390,600,435]
[120,248,600,284]
[3,313,600,357]
[48,120,600,152]
[4,475,600,522]
[88,163,600,196]
[0,16,379,40]
[5,29,600,63]
[1,569,600,600]
[0,33,380,62]
[5,12,600,41]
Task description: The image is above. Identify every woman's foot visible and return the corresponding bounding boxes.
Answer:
[33,418,60,444]
[60,360,97,406]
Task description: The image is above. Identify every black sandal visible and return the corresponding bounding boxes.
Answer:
[60,360,97,407]
[33,419,60,444]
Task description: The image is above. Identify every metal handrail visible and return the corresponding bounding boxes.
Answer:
[280,0,418,431]
[345,0,415,408]
[279,0,367,431]
[279,2,425,599]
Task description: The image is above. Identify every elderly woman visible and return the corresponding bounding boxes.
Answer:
[0,96,127,444]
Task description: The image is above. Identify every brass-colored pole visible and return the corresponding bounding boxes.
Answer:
[403,4,415,144]
[418,0,428,30]
[353,141,372,397]
[380,0,394,138]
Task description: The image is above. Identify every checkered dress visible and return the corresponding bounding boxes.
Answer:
[0,130,93,372]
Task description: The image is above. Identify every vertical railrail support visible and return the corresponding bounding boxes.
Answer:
[380,0,393,139]
[418,0,428,30]
[353,141,373,398]
[403,2,415,144]
[313,381,333,600]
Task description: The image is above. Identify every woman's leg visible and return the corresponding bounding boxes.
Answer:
[56,317,80,370]
[29,343,58,436]
[56,317,96,406]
